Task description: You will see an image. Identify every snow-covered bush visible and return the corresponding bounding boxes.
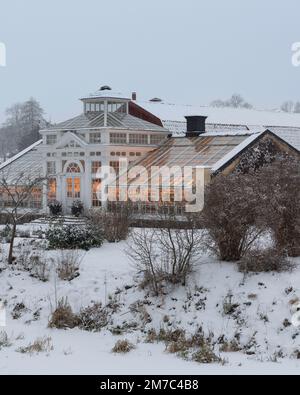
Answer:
[78,302,109,332]
[111,339,135,354]
[56,251,80,281]
[46,224,103,250]
[48,297,78,329]
[127,220,203,295]
[0,331,12,349]
[0,224,11,242]
[48,200,62,216]
[17,337,53,354]
[71,200,84,217]
[239,248,292,273]
[88,205,131,243]
[30,253,51,282]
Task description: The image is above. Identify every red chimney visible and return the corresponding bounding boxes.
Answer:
[132,92,137,101]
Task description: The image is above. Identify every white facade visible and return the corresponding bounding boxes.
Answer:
[39,87,169,213]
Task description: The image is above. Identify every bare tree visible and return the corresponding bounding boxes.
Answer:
[0,169,46,264]
[294,102,300,113]
[210,94,252,109]
[127,214,203,294]
[281,101,294,113]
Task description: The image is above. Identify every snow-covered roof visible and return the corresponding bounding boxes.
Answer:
[0,140,43,183]
[81,89,130,101]
[44,112,167,132]
[136,100,300,128]
[135,100,300,151]
[0,140,43,171]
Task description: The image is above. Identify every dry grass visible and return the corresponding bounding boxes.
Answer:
[17,337,53,354]
[78,302,109,332]
[56,251,80,281]
[112,339,135,354]
[48,298,78,329]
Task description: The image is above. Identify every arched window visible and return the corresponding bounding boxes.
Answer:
[66,162,81,173]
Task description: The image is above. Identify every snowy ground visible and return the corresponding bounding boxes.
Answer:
[1,224,300,375]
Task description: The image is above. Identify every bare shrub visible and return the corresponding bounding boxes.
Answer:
[17,337,53,354]
[30,253,50,282]
[192,344,223,364]
[127,216,203,295]
[56,251,80,281]
[129,301,152,324]
[48,297,78,329]
[256,158,300,257]
[219,339,241,353]
[222,292,240,316]
[89,205,131,243]
[78,302,109,332]
[0,331,12,349]
[239,248,292,273]
[147,326,222,364]
[11,302,28,320]
[112,339,135,354]
[202,173,263,261]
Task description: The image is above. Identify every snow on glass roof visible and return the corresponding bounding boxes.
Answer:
[45,112,167,132]
[132,134,251,172]
[0,140,43,183]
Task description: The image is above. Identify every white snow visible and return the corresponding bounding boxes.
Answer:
[1,224,300,375]
[137,100,300,128]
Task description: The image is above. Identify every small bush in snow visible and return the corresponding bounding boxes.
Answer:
[219,339,241,353]
[78,302,109,332]
[0,331,12,349]
[191,344,223,364]
[222,292,240,316]
[71,200,84,217]
[88,206,131,243]
[11,302,28,320]
[30,253,51,282]
[0,224,11,243]
[48,298,78,329]
[127,216,203,295]
[17,337,53,354]
[48,200,62,216]
[112,339,135,354]
[56,251,80,281]
[46,224,103,250]
[239,248,292,273]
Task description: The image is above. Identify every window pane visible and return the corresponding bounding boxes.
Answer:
[129,134,148,145]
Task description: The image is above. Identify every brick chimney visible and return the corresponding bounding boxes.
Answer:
[132,92,137,101]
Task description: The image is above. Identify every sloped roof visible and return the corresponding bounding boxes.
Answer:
[44,112,167,132]
[131,134,251,172]
[0,140,43,183]
[127,130,299,184]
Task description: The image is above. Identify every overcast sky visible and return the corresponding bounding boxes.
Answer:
[1,0,300,124]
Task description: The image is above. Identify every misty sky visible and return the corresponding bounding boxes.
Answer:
[1,0,300,124]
